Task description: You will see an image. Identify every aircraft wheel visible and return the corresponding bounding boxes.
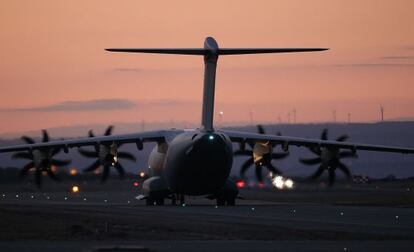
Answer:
[216,198,225,206]
[155,198,164,206]
[179,194,185,205]
[146,198,155,206]
[171,194,177,205]
[226,197,236,206]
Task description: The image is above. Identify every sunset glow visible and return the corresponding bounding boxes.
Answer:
[1,0,413,134]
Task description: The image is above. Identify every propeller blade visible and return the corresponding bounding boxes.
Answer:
[339,151,358,159]
[21,136,35,144]
[101,165,110,182]
[88,130,95,138]
[12,152,33,160]
[337,162,352,179]
[300,157,322,165]
[104,125,114,136]
[321,129,328,140]
[238,140,246,151]
[46,169,61,181]
[42,129,49,142]
[271,152,289,159]
[257,125,265,134]
[234,150,253,156]
[310,165,325,180]
[79,148,98,158]
[255,165,264,183]
[266,163,282,176]
[35,168,42,188]
[240,158,254,179]
[19,162,34,177]
[118,152,136,162]
[308,146,322,155]
[328,168,336,187]
[83,160,101,172]
[336,134,349,142]
[114,162,126,178]
[51,159,71,166]
[51,148,61,156]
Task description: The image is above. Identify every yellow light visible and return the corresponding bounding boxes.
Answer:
[69,168,78,176]
[72,185,80,193]
[139,172,146,178]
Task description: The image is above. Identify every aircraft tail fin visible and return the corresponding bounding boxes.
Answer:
[106,37,328,132]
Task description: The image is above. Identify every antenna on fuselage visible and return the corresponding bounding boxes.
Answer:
[106,37,328,132]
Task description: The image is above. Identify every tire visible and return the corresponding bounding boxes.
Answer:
[226,198,236,206]
[171,195,177,206]
[146,198,155,206]
[216,198,225,206]
[155,198,164,206]
[179,194,185,205]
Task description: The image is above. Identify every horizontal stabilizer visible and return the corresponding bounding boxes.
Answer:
[105,48,206,55]
[218,48,328,55]
[105,48,328,55]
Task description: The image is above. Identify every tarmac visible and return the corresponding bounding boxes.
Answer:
[0,180,413,251]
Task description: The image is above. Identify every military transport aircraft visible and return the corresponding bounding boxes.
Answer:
[1,37,413,206]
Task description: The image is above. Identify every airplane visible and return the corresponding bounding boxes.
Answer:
[0,37,413,206]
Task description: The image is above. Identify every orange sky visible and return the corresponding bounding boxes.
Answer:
[1,0,414,134]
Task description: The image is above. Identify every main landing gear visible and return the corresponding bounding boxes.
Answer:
[146,193,185,206]
[171,194,185,206]
[216,196,236,206]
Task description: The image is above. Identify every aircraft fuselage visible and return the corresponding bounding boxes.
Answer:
[163,130,233,195]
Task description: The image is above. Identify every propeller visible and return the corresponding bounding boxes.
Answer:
[12,130,70,188]
[234,125,289,184]
[299,128,357,186]
[79,125,136,182]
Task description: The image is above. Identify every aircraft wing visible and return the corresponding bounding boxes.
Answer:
[221,130,414,154]
[0,129,184,153]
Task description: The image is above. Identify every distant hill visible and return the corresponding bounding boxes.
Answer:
[0,121,413,180]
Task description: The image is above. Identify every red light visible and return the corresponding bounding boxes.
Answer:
[133,182,139,187]
[236,180,245,188]
[258,182,265,188]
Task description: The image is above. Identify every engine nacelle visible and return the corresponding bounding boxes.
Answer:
[32,149,53,169]
[98,143,118,166]
[321,147,340,167]
[148,142,168,177]
[252,141,272,166]
[142,176,170,198]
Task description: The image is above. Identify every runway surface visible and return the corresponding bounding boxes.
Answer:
[1,181,414,251]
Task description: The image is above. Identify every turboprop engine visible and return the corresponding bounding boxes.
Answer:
[147,142,168,177]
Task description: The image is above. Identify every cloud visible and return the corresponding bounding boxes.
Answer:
[0,99,197,112]
[113,68,143,72]
[4,99,136,112]
[381,56,414,60]
[330,63,414,68]
[139,99,198,107]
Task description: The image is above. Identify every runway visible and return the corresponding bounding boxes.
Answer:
[1,181,414,251]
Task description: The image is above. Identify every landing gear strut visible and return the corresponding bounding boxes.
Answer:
[170,194,185,206]
[216,196,236,206]
[145,194,165,206]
